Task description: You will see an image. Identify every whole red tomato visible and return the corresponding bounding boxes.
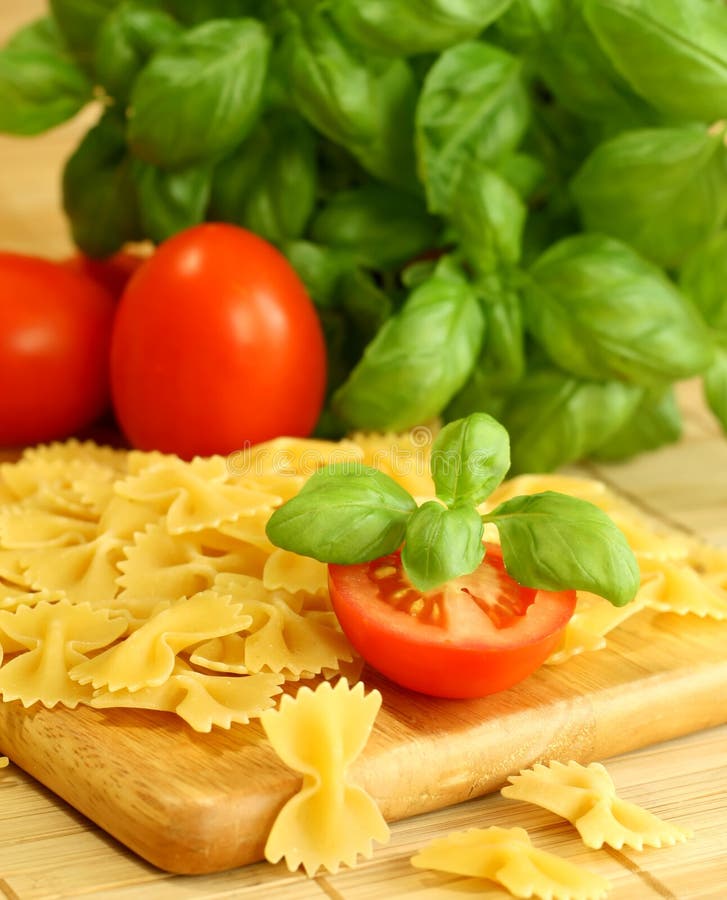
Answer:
[110,223,327,459]
[0,252,115,447]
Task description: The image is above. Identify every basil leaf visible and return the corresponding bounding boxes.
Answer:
[264,463,417,564]
[310,184,440,271]
[402,502,484,591]
[431,413,510,508]
[485,491,640,606]
[571,124,727,268]
[332,258,485,431]
[281,241,357,308]
[679,230,727,334]
[62,109,140,257]
[332,0,514,56]
[161,0,260,26]
[500,367,644,473]
[704,344,727,434]
[584,0,727,123]
[523,234,713,386]
[450,164,526,274]
[128,18,269,169]
[131,160,211,243]
[210,111,317,244]
[94,1,182,104]
[0,17,92,135]
[50,0,123,67]
[282,9,418,189]
[508,0,656,129]
[446,280,525,421]
[416,41,529,213]
[591,386,682,462]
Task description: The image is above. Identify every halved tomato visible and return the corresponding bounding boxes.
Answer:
[328,543,576,699]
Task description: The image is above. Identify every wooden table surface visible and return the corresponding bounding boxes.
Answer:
[1,3,726,898]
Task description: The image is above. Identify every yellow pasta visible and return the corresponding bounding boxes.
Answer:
[0,599,127,708]
[261,678,389,876]
[70,591,252,692]
[0,756,8,769]
[90,661,284,732]
[411,826,610,900]
[502,760,692,850]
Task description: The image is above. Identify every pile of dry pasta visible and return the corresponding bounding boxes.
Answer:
[0,434,726,731]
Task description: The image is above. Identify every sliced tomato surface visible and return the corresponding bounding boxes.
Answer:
[328,543,576,699]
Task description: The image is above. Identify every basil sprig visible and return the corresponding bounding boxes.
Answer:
[4,0,727,473]
[266,413,640,605]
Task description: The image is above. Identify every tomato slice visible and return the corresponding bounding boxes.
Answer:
[328,543,576,699]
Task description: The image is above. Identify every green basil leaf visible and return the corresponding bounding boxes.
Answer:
[584,0,727,123]
[500,366,644,473]
[131,159,211,243]
[523,234,714,386]
[336,269,394,347]
[499,152,546,200]
[310,184,440,271]
[513,0,656,128]
[703,344,727,434]
[281,240,357,308]
[282,9,418,189]
[332,257,485,431]
[94,1,182,104]
[402,502,484,591]
[450,164,526,274]
[50,0,123,67]
[445,282,525,421]
[591,386,682,461]
[62,109,140,257]
[161,0,260,26]
[431,413,510,507]
[210,111,317,243]
[571,124,727,268]
[679,230,727,334]
[265,463,417,564]
[128,18,269,169]
[416,41,530,213]
[332,0,515,56]
[485,491,640,606]
[0,17,92,135]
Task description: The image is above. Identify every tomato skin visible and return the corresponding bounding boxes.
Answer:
[0,252,115,447]
[109,223,327,459]
[328,544,577,699]
[63,250,146,301]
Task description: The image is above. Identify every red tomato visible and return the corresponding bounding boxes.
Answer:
[328,543,576,699]
[109,223,327,459]
[0,252,115,447]
[63,250,146,301]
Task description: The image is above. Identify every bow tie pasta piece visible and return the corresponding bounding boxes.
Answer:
[263,548,328,596]
[546,591,649,665]
[90,660,283,732]
[411,826,610,900]
[117,524,268,612]
[229,436,364,480]
[502,761,693,851]
[70,590,252,692]
[0,600,127,708]
[115,456,278,534]
[0,508,96,549]
[261,678,389,876]
[638,556,727,619]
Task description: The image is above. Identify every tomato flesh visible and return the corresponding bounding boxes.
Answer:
[328,543,576,698]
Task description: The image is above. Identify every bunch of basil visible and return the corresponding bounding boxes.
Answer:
[2,0,726,473]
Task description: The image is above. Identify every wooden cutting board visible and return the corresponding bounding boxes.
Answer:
[1,602,726,875]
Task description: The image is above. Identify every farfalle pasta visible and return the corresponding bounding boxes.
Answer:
[411,826,610,900]
[501,760,693,850]
[261,678,389,876]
